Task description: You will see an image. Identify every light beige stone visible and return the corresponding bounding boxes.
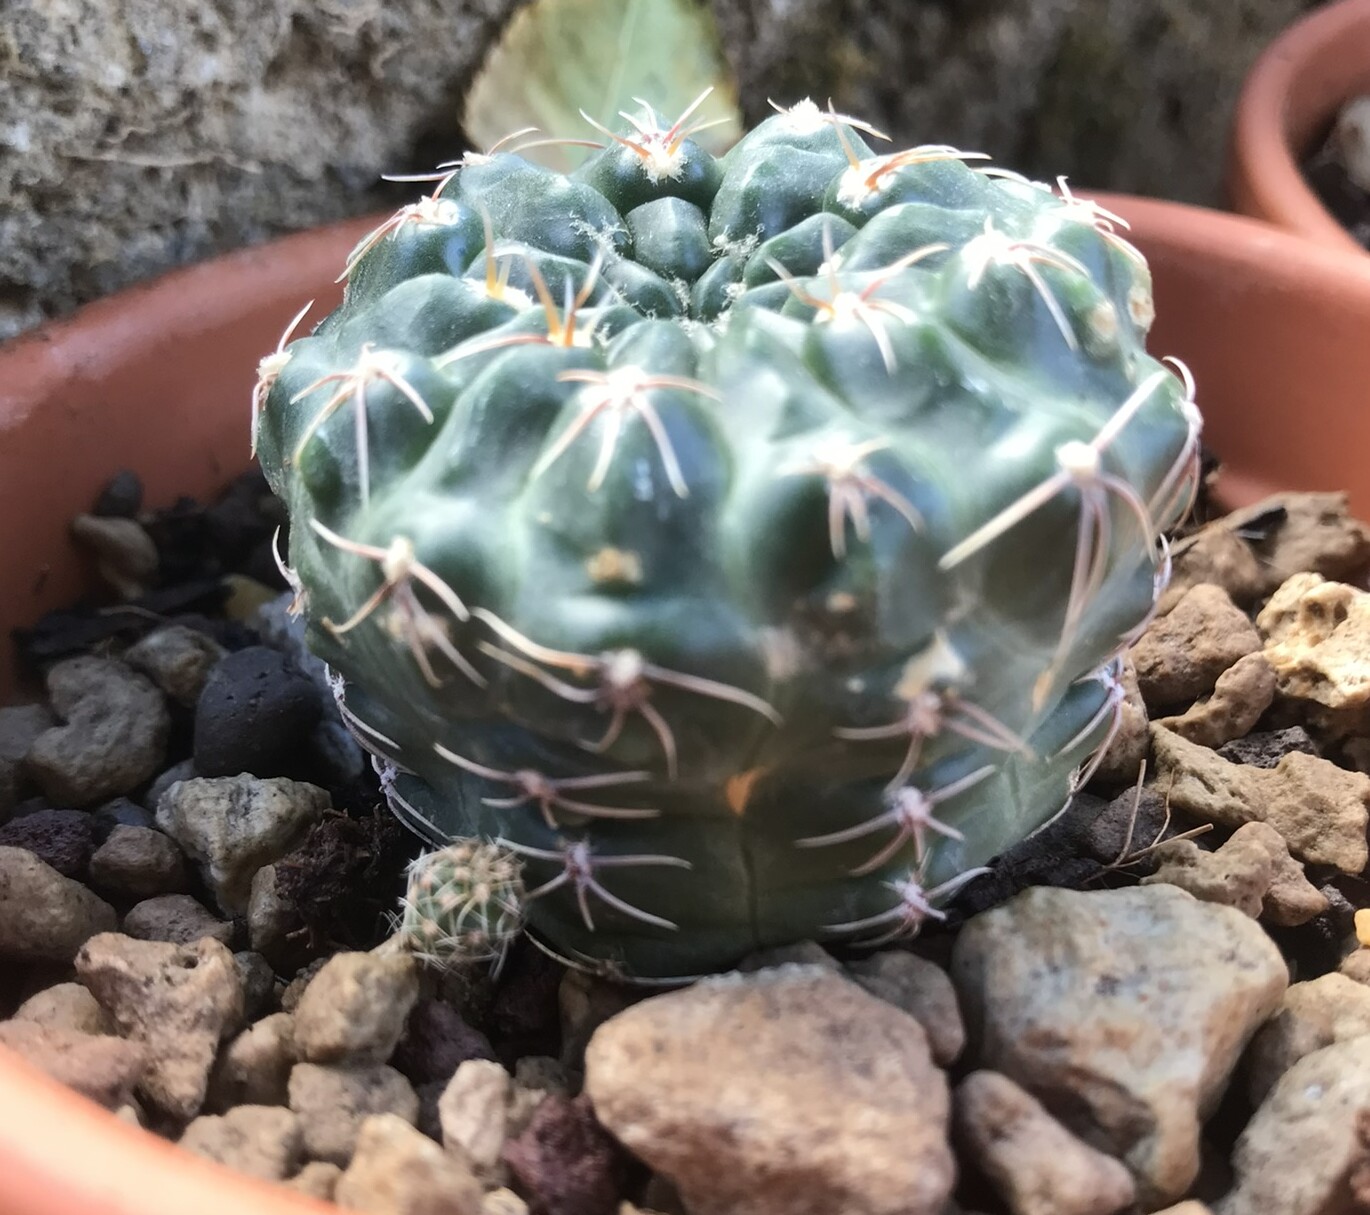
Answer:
[585,966,954,1215]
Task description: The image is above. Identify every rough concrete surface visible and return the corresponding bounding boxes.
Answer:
[0,0,1327,340]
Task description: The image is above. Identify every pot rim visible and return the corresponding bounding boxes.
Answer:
[1228,0,1370,249]
[0,212,379,700]
[4,193,1370,1215]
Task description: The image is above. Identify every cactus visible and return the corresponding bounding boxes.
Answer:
[393,829,526,970]
[256,96,1201,981]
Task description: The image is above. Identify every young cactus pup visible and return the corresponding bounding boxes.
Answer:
[256,96,1201,981]
[393,832,525,971]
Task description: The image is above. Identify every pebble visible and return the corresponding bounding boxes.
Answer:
[1161,524,1266,613]
[1077,784,1179,867]
[281,957,329,1013]
[178,1105,304,1181]
[482,1191,529,1215]
[1144,830,1272,917]
[1219,1039,1370,1215]
[503,1094,627,1215]
[234,950,276,1021]
[121,893,234,947]
[1247,492,1370,591]
[335,1113,483,1215]
[125,625,227,709]
[13,981,113,1034]
[439,1059,512,1185]
[91,469,143,517]
[1216,726,1319,768]
[0,808,98,879]
[142,760,196,815]
[1333,95,1370,191]
[1169,493,1370,610]
[1341,949,1370,985]
[206,1012,298,1110]
[288,1162,343,1201]
[953,1070,1136,1215]
[0,706,51,821]
[0,704,55,769]
[845,950,966,1067]
[391,993,497,1087]
[951,885,1287,1207]
[25,657,169,807]
[1244,973,1370,1104]
[1151,725,1370,873]
[156,774,329,913]
[1156,653,1276,749]
[89,824,188,898]
[0,845,116,962]
[1130,584,1260,710]
[514,1055,571,1096]
[246,863,309,972]
[294,948,421,1066]
[288,1062,420,1166]
[221,575,282,624]
[69,514,159,600]
[1088,659,1149,788]
[1245,822,1329,926]
[92,797,157,837]
[193,646,323,779]
[507,1056,572,1140]
[0,1020,148,1109]
[737,940,841,973]
[584,966,955,1215]
[252,592,331,695]
[1258,572,1370,738]
[75,932,244,1120]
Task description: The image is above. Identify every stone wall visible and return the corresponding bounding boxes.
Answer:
[0,0,1325,341]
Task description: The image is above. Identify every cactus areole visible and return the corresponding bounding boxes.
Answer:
[257,97,1201,981]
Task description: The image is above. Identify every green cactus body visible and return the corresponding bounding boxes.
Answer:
[257,98,1200,981]
[394,836,525,969]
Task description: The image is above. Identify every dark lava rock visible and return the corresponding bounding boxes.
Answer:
[92,470,143,519]
[204,470,283,570]
[92,797,156,841]
[194,647,322,779]
[393,995,497,1087]
[0,808,97,880]
[13,579,229,672]
[485,944,567,1067]
[1267,883,1360,980]
[1080,785,1198,868]
[947,794,1110,920]
[504,1094,630,1215]
[1217,726,1321,769]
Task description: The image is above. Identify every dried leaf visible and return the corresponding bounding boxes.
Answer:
[463,0,742,172]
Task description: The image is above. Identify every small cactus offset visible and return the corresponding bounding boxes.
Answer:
[393,828,526,970]
[256,96,1201,980]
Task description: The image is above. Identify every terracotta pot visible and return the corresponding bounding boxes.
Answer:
[0,215,374,700]
[1229,0,1370,250]
[3,195,1370,1215]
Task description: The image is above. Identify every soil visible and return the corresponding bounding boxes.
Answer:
[4,462,1370,1215]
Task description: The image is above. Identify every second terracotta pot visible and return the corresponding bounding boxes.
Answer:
[1229,0,1370,249]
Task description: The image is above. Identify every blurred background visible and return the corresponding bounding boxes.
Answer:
[0,0,1331,342]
